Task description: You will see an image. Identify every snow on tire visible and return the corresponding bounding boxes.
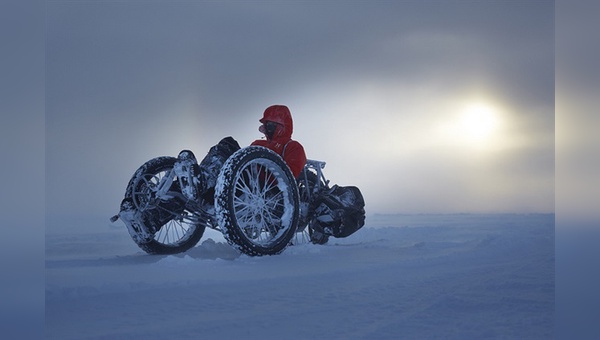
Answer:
[215,146,299,256]
[124,156,206,255]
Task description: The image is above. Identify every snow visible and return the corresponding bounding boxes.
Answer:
[45,213,554,339]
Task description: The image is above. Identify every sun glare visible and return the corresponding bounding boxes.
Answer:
[459,103,499,141]
[433,100,505,152]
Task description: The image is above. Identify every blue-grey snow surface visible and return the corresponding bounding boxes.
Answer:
[45,214,554,339]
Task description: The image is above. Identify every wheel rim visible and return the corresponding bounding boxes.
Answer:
[152,211,199,246]
[231,158,295,246]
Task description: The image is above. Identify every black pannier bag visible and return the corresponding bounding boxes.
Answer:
[313,185,365,238]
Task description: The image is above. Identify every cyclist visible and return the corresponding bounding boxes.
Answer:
[251,105,307,178]
[175,104,306,202]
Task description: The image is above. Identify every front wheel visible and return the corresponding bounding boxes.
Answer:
[123,156,206,255]
[215,146,299,256]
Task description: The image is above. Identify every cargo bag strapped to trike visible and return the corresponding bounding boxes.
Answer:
[306,184,365,244]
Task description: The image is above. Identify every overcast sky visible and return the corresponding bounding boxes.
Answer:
[45,1,555,227]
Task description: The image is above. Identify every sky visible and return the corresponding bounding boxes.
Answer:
[44,1,556,227]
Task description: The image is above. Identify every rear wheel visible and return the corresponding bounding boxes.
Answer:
[124,157,206,254]
[297,170,330,245]
[215,146,299,256]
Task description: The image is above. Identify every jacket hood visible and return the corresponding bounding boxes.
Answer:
[259,105,293,141]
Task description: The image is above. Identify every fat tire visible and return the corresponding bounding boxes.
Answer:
[215,146,299,256]
[124,157,205,254]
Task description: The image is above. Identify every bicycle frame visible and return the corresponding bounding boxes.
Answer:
[299,159,329,199]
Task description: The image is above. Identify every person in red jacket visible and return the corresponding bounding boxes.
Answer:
[251,105,307,178]
[175,104,306,203]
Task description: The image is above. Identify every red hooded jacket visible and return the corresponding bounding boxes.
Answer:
[251,105,307,178]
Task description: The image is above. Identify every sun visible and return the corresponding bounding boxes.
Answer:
[458,103,500,141]
[432,101,505,152]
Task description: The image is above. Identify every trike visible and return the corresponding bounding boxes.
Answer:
[111,145,365,257]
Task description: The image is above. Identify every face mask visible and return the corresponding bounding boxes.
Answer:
[261,121,279,140]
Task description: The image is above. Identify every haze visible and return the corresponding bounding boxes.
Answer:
[45,1,555,230]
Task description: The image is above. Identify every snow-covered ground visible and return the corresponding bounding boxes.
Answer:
[45,214,554,339]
